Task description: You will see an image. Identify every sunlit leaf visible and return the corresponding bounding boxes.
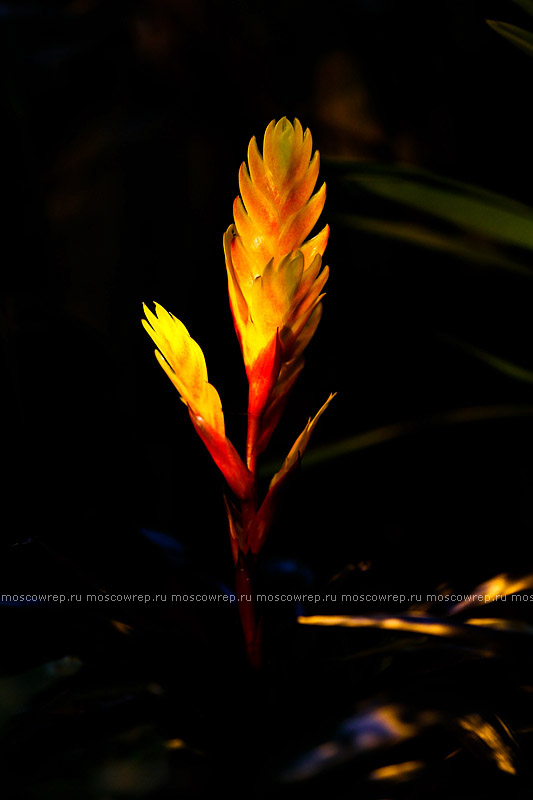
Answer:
[165,738,187,750]
[448,573,533,614]
[165,738,205,756]
[457,714,516,775]
[440,334,533,384]
[369,760,425,782]
[298,615,494,653]
[349,174,533,250]
[335,214,533,276]
[487,19,533,57]
[466,618,533,633]
[110,619,134,635]
[298,613,533,656]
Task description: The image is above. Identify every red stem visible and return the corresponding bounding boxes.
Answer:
[246,413,260,474]
[235,555,261,668]
[230,398,268,666]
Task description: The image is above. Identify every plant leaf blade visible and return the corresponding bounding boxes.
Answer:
[487,19,533,58]
[351,174,533,250]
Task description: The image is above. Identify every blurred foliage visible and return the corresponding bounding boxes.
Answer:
[489,0,533,54]
[512,0,533,15]
[332,162,533,251]
[487,18,533,55]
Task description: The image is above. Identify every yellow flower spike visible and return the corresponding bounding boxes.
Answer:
[224,117,330,465]
[142,302,253,500]
[142,302,224,432]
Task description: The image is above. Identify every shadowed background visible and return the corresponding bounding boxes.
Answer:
[2,2,533,795]
[3,0,532,588]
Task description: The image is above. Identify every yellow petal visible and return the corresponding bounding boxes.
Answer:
[223,226,250,345]
[299,224,329,269]
[278,182,326,254]
[142,302,224,435]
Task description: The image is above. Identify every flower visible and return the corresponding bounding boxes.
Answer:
[142,302,253,500]
[142,118,333,544]
[143,118,335,666]
[224,117,330,462]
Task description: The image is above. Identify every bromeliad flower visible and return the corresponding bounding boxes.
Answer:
[142,118,333,666]
[224,118,330,466]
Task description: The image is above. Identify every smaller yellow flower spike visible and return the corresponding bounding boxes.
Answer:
[142,302,253,500]
[142,302,224,434]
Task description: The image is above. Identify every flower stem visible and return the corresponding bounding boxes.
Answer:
[235,554,261,668]
[246,413,261,474]
[233,412,264,667]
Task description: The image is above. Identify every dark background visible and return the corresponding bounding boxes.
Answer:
[2,1,533,797]
[3,0,532,590]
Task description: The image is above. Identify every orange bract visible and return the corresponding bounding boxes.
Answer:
[224,117,329,377]
[224,118,330,462]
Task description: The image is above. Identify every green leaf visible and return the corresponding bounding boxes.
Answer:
[335,214,533,277]
[326,159,533,218]
[440,333,533,384]
[260,405,533,474]
[512,0,533,18]
[487,20,533,57]
[349,173,533,251]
